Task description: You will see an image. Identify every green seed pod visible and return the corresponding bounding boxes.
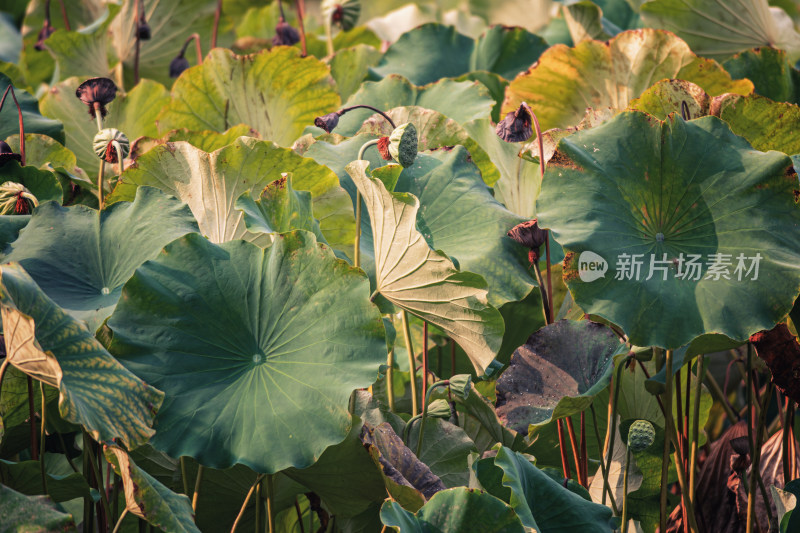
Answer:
[388,123,418,168]
[627,420,656,452]
[322,0,361,31]
[93,128,130,163]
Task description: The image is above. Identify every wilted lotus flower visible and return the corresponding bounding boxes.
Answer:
[34,18,55,51]
[0,181,38,215]
[273,19,300,46]
[93,128,130,164]
[314,112,341,133]
[75,77,118,119]
[496,102,533,143]
[322,0,361,31]
[137,19,151,40]
[0,141,22,167]
[377,136,392,161]
[507,219,547,263]
[169,55,190,78]
[388,123,417,167]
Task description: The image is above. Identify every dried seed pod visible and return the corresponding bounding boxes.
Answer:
[273,20,300,46]
[0,181,38,215]
[322,0,361,31]
[314,112,341,133]
[75,77,118,119]
[496,102,533,143]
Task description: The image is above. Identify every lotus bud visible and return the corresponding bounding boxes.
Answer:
[0,181,38,215]
[323,0,361,31]
[377,136,392,161]
[34,18,55,51]
[507,219,548,263]
[627,420,656,453]
[496,102,533,143]
[314,112,341,133]
[93,128,130,164]
[75,77,118,119]
[169,55,190,78]
[388,123,417,168]
[0,141,22,167]
[273,19,301,46]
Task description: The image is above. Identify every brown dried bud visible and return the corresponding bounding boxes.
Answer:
[496,102,533,143]
[377,136,392,161]
[273,20,300,46]
[507,219,547,262]
[75,77,118,119]
[35,19,55,51]
[314,112,341,133]
[169,55,190,78]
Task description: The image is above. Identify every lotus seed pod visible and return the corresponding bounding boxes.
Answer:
[93,128,130,163]
[388,123,418,168]
[0,182,38,215]
[322,0,361,31]
[627,420,656,452]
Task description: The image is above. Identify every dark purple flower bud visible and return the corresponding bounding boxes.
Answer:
[496,102,534,143]
[34,19,55,51]
[314,112,341,133]
[137,19,151,41]
[169,55,190,78]
[0,141,22,167]
[75,77,118,119]
[507,219,548,263]
[273,20,300,46]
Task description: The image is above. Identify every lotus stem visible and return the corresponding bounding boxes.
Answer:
[254,478,262,533]
[112,472,120,521]
[530,259,551,324]
[387,349,395,412]
[401,310,419,416]
[0,360,9,409]
[266,474,275,533]
[83,430,112,530]
[449,339,455,378]
[113,140,126,174]
[605,355,632,502]
[704,371,738,424]
[589,403,618,514]
[324,16,334,56]
[565,417,584,486]
[422,322,429,401]
[294,499,305,533]
[97,160,106,210]
[621,448,631,533]
[0,85,26,165]
[180,457,190,495]
[230,474,264,533]
[528,107,553,321]
[294,0,307,57]
[784,398,795,482]
[212,0,222,49]
[180,34,203,66]
[134,0,142,85]
[39,381,48,497]
[580,411,588,486]
[747,382,775,532]
[689,355,704,505]
[28,376,38,460]
[341,105,397,129]
[557,420,572,479]
[111,509,128,533]
[192,465,204,512]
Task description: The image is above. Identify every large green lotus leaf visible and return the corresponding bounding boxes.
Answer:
[0,71,64,143]
[1,186,198,331]
[724,47,800,105]
[110,137,354,253]
[491,447,613,532]
[0,458,93,503]
[713,93,800,155]
[0,160,63,205]
[104,445,200,533]
[4,134,84,181]
[0,263,164,448]
[495,320,625,432]
[155,125,256,153]
[537,111,800,349]
[358,106,501,187]
[335,75,494,136]
[406,417,477,489]
[462,118,542,217]
[235,174,328,246]
[380,487,525,533]
[345,159,504,375]
[39,78,170,176]
[108,0,216,87]
[501,29,753,132]
[107,231,386,472]
[0,484,77,532]
[371,24,548,85]
[45,5,118,80]
[157,47,340,146]
[640,0,800,62]
[561,0,641,43]
[330,44,383,102]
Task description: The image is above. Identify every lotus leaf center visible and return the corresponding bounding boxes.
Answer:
[252,353,263,364]
[655,232,664,242]
[101,287,111,295]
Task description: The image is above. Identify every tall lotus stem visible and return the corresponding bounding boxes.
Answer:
[294,0,307,56]
[565,417,585,486]
[401,310,419,416]
[28,377,38,460]
[605,355,633,501]
[354,138,379,268]
[134,0,142,84]
[56,0,70,30]
[211,0,222,48]
[590,403,618,514]
[386,349,395,412]
[39,381,48,496]
[689,355,704,505]
[557,420,572,479]
[621,447,632,532]
[324,13,334,56]
[0,85,26,165]
[230,474,264,533]
[266,474,275,533]
[192,465,204,512]
[93,103,105,209]
[415,380,450,457]
[747,381,775,533]
[422,322,428,401]
[528,108,554,321]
